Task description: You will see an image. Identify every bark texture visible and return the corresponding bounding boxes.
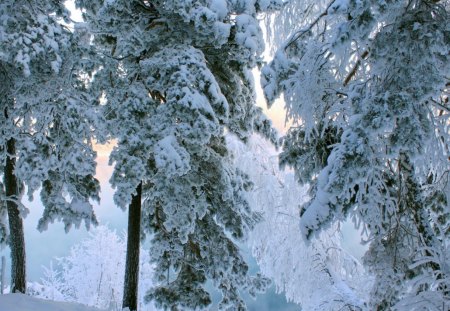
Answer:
[122,182,142,311]
[4,138,26,293]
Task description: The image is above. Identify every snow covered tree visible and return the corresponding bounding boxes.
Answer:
[33,226,156,311]
[228,134,370,310]
[75,0,282,309]
[0,0,100,293]
[263,0,449,309]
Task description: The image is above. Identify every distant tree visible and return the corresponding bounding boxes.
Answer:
[229,134,370,310]
[263,0,449,309]
[32,226,156,311]
[0,0,100,293]
[75,0,282,309]
[28,261,67,302]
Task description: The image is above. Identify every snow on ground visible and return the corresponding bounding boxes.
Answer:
[0,294,104,311]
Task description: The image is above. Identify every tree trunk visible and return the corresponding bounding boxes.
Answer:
[122,182,142,311]
[1,256,6,294]
[4,138,26,293]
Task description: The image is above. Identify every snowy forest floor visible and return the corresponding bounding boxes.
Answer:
[0,294,104,311]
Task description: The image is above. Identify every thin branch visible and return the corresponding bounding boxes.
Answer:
[430,98,450,113]
[101,52,134,62]
[285,0,337,49]
[277,211,299,220]
[343,50,369,87]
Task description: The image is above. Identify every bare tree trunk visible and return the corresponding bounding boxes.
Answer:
[122,182,142,311]
[1,256,6,294]
[4,138,26,293]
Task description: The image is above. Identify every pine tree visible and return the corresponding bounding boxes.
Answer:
[263,0,449,309]
[76,0,282,309]
[0,0,100,293]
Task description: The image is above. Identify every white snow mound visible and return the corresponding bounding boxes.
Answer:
[0,294,103,311]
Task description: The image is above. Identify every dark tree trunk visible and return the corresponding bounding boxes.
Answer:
[4,138,26,293]
[122,182,142,311]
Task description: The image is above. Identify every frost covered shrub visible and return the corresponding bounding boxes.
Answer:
[229,134,370,310]
[35,226,156,311]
